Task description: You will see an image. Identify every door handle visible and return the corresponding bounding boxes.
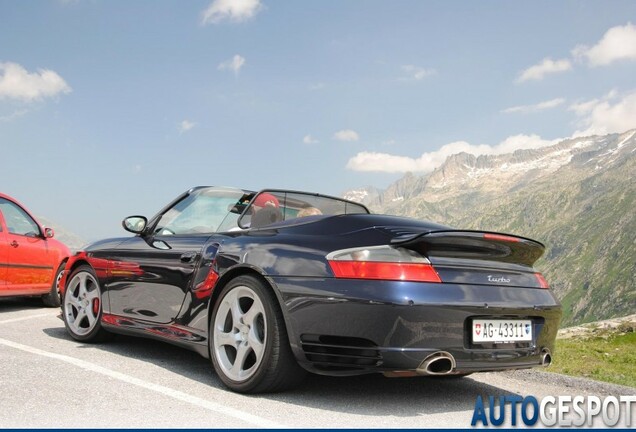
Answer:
[10,241,19,248]
[180,252,198,263]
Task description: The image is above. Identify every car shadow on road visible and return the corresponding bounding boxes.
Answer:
[0,298,51,312]
[273,372,508,417]
[43,326,515,418]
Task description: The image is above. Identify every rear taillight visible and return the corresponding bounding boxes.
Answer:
[535,272,549,289]
[327,246,441,283]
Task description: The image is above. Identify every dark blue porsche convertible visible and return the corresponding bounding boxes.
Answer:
[59,186,561,393]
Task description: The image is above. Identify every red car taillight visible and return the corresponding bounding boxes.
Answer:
[535,272,550,289]
[327,245,441,283]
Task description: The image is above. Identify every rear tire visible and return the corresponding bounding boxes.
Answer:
[210,275,306,393]
[42,262,65,307]
[62,265,110,342]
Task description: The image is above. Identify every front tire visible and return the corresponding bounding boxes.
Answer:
[210,275,305,393]
[62,265,110,342]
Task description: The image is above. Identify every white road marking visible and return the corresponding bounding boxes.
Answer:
[0,312,57,325]
[0,337,285,428]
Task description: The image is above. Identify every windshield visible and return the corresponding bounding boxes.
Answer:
[154,187,251,235]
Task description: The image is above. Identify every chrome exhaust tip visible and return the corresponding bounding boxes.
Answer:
[540,348,552,367]
[417,351,456,375]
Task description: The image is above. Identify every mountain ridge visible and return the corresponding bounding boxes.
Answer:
[37,216,87,252]
[344,130,636,326]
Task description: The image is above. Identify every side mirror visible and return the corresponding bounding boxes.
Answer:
[122,216,147,234]
[44,227,55,238]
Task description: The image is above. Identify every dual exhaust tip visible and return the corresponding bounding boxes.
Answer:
[415,348,552,376]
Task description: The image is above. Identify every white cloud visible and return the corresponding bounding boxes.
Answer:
[493,134,560,154]
[218,55,246,74]
[401,65,436,80]
[569,90,636,136]
[348,89,636,174]
[0,109,28,122]
[0,62,71,102]
[303,134,319,144]
[347,152,422,173]
[346,135,558,174]
[502,98,565,114]
[333,129,359,142]
[568,99,601,116]
[202,0,263,24]
[179,120,196,133]
[573,23,636,67]
[516,58,572,83]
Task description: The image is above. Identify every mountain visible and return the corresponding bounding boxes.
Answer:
[342,185,383,206]
[38,216,87,252]
[344,130,636,326]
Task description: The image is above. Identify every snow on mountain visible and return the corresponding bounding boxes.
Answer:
[343,129,636,326]
[342,186,382,206]
[344,130,636,208]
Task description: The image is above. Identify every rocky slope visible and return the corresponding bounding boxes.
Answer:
[37,216,87,252]
[344,130,636,326]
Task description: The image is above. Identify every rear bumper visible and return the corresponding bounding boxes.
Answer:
[271,277,562,376]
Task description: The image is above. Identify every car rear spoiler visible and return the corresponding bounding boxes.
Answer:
[390,230,545,268]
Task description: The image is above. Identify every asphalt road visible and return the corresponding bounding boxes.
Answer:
[1,298,634,428]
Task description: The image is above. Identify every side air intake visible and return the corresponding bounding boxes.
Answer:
[300,335,382,371]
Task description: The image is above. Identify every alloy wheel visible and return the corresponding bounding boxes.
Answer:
[64,271,101,336]
[213,285,267,382]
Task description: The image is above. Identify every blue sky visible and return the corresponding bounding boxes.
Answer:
[1,0,636,241]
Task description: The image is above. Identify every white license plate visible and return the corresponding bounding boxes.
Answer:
[472,319,532,343]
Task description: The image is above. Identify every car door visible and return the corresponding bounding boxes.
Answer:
[0,212,8,287]
[104,234,209,324]
[0,198,53,295]
[105,187,246,324]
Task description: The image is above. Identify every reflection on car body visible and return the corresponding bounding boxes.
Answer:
[59,186,561,393]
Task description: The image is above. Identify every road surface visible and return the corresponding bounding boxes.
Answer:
[0,298,633,428]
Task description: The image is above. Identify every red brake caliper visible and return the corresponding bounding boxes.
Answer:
[92,298,100,315]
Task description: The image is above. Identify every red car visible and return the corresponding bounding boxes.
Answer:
[0,193,70,306]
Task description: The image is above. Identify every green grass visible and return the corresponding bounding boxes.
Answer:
[548,330,636,388]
